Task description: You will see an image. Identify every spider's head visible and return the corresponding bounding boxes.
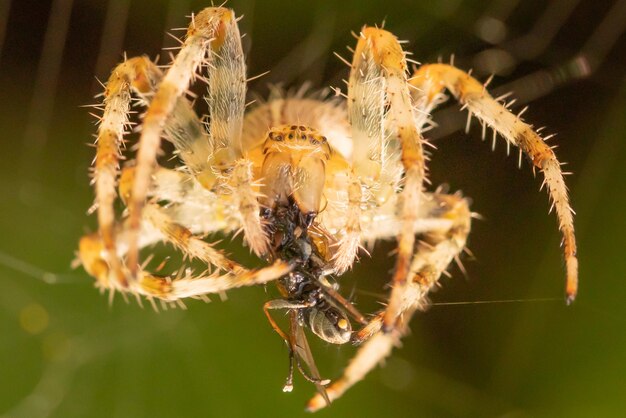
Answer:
[260,125,331,217]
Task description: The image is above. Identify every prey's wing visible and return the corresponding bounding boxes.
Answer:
[290,311,330,406]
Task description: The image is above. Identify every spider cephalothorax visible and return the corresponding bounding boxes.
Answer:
[78,6,578,411]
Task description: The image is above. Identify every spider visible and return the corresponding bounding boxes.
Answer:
[77,6,578,412]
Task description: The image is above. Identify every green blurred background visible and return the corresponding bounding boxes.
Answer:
[1,0,626,416]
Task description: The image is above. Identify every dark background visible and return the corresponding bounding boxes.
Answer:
[1,0,626,417]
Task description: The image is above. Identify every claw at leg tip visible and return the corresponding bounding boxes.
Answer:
[566,292,576,305]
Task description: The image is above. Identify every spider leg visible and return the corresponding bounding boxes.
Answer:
[142,203,245,273]
[91,57,161,288]
[348,27,430,332]
[119,165,234,235]
[116,165,242,273]
[331,178,364,274]
[79,228,291,302]
[80,162,264,298]
[307,192,471,411]
[138,260,292,301]
[348,28,407,199]
[89,52,222,287]
[354,192,472,341]
[332,27,409,274]
[410,64,578,302]
[228,159,268,257]
[121,165,212,208]
[126,7,250,277]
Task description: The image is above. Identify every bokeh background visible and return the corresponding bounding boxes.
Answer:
[1,0,626,417]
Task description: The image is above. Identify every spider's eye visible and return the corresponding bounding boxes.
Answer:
[274,135,283,142]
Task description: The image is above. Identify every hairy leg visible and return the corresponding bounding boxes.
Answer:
[126,7,248,276]
[349,27,432,332]
[91,57,161,286]
[79,226,291,303]
[307,191,471,411]
[88,53,222,286]
[411,63,577,301]
[81,165,245,295]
